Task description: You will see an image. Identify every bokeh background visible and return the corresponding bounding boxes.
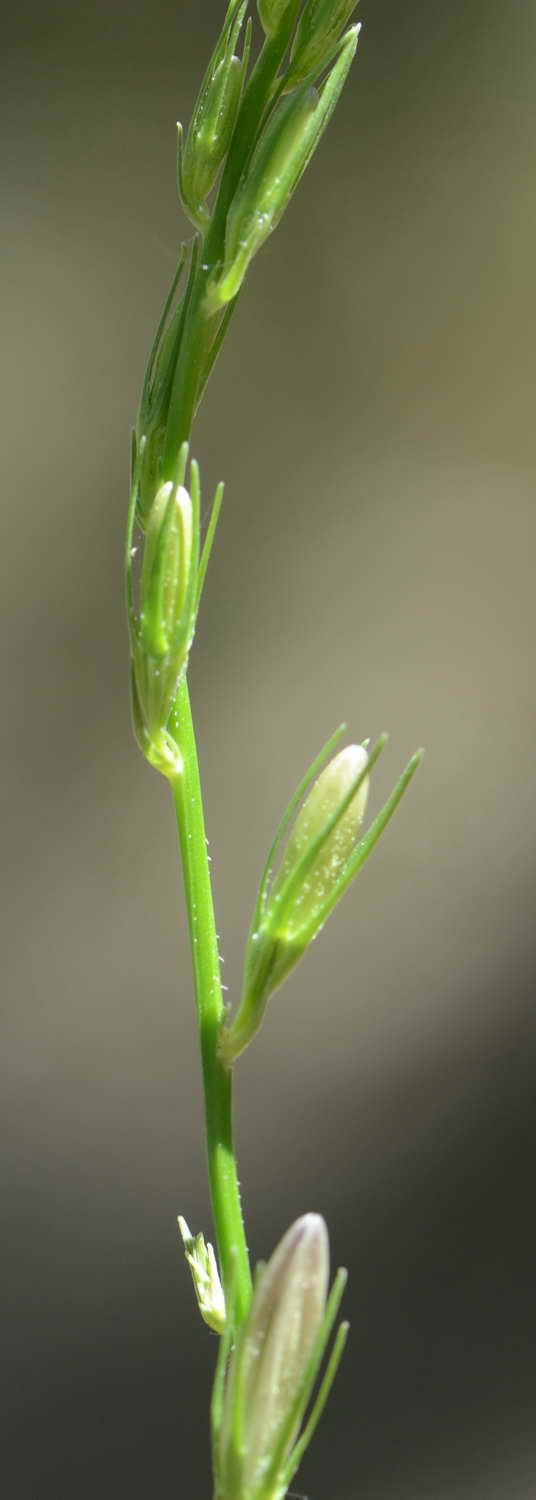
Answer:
[3,0,536,1495]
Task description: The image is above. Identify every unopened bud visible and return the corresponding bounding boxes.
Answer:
[130,662,182,777]
[207,26,358,309]
[216,1215,344,1500]
[139,482,193,658]
[271,743,369,940]
[130,472,199,755]
[285,0,360,91]
[219,740,370,1064]
[180,57,243,226]
[220,729,423,1065]
[214,85,316,305]
[178,2,248,228]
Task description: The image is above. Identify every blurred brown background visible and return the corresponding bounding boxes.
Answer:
[2,0,536,1495]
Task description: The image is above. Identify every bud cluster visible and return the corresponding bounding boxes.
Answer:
[175,0,361,271]
[207,21,360,310]
[128,4,364,775]
[132,1,362,548]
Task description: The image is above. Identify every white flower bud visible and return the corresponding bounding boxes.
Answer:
[219,728,421,1064]
[218,1216,330,1498]
[271,744,369,939]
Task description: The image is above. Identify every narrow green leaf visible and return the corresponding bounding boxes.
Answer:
[260,1266,348,1496]
[195,296,241,411]
[140,244,188,413]
[283,1320,350,1486]
[211,1249,239,1485]
[196,482,225,606]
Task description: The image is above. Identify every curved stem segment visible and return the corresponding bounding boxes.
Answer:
[169,679,252,1325]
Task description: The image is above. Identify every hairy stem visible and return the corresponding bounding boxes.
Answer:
[169,680,252,1324]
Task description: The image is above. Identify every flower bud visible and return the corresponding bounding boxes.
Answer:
[219,740,369,1064]
[271,744,369,940]
[178,1,248,228]
[216,1216,344,1500]
[285,0,360,91]
[219,729,422,1064]
[180,56,243,226]
[130,471,199,756]
[139,481,192,657]
[214,85,316,305]
[130,661,182,777]
[257,0,296,37]
[207,25,359,309]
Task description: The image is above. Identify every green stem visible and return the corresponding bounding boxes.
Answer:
[169,679,252,1324]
